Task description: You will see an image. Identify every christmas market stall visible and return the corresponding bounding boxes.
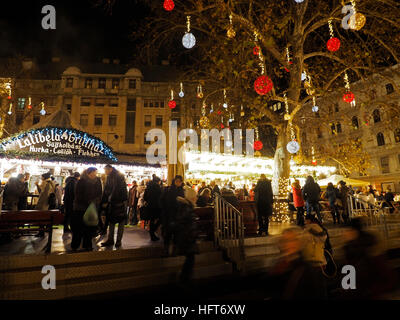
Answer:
[0,110,165,208]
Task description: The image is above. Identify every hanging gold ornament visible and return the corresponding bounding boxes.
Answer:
[304,81,312,89]
[350,12,366,31]
[254,151,261,157]
[199,116,210,128]
[284,114,291,121]
[306,88,316,95]
[227,14,236,38]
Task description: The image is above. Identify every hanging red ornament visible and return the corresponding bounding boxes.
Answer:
[253,46,260,56]
[254,75,273,95]
[342,91,355,103]
[220,123,225,129]
[163,0,174,11]
[254,140,263,151]
[7,96,11,100]
[327,37,340,52]
[168,100,176,109]
[312,159,317,166]
[217,110,222,115]
[27,105,32,110]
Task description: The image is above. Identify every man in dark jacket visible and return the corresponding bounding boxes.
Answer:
[3,174,25,211]
[161,175,185,255]
[18,173,30,210]
[254,174,274,236]
[63,172,80,233]
[101,165,128,248]
[144,175,162,241]
[302,176,322,222]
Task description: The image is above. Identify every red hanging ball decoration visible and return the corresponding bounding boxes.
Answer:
[217,110,222,115]
[163,0,175,11]
[27,105,32,110]
[343,91,355,103]
[7,96,11,100]
[253,46,260,56]
[312,160,317,166]
[220,123,225,129]
[168,100,176,109]
[254,75,273,95]
[254,140,263,151]
[327,37,341,52]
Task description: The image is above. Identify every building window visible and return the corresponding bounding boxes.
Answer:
[98,78,106,89]
[81,97,91,107]
[373,109,381,123]
[334,103,339,112]
[144,99,165,108]
[380,156,390,174]
[331,123,336,135]
[127,98,136,111]
[377,132,385,146]
[66,105,71,113]
[16,113,24,125]
[352,116,359,129]
[17,98,25,110]
[109,115,117,126]
[386,83,394,95]
[336,123,342,133]
[172,117,181,127]
[112,78,119,89]
[144,133,151,145]
[94,114,103,126]
[144,115,152,127]
[33,115,40,125]
[395,128,400,143]
[80,114,88,127]
[95,98,105,107]
[66,78,73,88]
[85,78,93,89]
[64,97,72,111]
[129,79,136,89]
[156,116,163,127]
[109,98,118,107]
[125,100,136,144]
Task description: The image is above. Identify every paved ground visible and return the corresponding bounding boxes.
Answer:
[0,222,293,256]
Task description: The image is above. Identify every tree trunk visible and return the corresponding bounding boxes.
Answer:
[272,126,290,195]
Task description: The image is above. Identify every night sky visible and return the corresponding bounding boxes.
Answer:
[0,0,147,63]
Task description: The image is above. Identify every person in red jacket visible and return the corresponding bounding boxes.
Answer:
[292,180,305,226]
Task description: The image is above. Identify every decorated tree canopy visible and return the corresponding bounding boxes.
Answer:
[0,127,117,163]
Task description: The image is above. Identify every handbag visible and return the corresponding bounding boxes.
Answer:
[83,202,99,227]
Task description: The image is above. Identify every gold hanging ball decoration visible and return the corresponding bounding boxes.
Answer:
[227,26,236,38]
[254,151,261,157]
[199,116,210,128]
[306,88,316,96]
[304,81,312,89]
[350,13,366,31]
[284,114,291,121]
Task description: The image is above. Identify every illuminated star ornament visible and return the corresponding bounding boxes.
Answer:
[182,16,196,49]
[163,0,174,11]
[327,19,340,52]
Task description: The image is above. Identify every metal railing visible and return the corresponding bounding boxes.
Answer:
[214,194,245,272]
[347,194,400,244]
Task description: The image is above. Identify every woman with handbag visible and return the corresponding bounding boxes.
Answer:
[71,167,102,251]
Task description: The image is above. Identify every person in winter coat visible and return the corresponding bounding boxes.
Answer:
[35,172,56,211]
[254,174,274,236]
[136,180,146,222]
[143,175,163,241]
[302,176,322,222]
[17,173,30,210]
[324,182,341,224]
[63,172,80,233]
[161,175,185,256]
[292,180,305,226]
[175,185,199,283]
[338,180,350,223]
[71,167,102,251]
[101,164,128,248]
[196,188,212,207]
[3,174,25,211]
[128,180,139,225]
[210,180,220,201]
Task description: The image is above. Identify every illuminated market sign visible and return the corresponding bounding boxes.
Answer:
[0,127,117,162]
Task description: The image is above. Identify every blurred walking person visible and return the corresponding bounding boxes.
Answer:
[254,174,274,236]
[71,167,102,251]
[338,180,350,223]
[18,173,30,210]
[4,174,25,211]
[324,182,341,224]
[128,180,139,225]
[101,164,128,248]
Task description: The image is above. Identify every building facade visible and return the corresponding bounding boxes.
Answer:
[299,64,400,191]
[1,61,202,158]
